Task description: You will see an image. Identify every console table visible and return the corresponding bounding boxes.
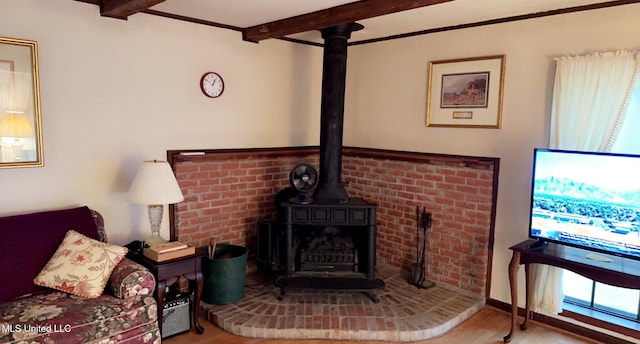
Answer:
[504,239,640,343]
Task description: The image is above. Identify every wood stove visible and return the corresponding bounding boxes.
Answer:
[257,22,384,302]
[273,199,383,301]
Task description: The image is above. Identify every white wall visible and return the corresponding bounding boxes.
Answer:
[345,4,640,304]
[0,0,323,243]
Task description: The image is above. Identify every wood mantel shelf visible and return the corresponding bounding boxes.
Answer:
[504,239,640,343]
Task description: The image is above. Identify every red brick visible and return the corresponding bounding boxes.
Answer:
[456,170,479,178]
[467,178,493,187]
[198,164,220,171]
[444,175,466,184]
[175,164,198,173]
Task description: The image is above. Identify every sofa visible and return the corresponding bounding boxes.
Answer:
[0,206,160,344]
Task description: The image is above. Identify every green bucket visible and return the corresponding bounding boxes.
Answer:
[202,244,248,305]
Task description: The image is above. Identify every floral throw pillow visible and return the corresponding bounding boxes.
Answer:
[34,230,128,298]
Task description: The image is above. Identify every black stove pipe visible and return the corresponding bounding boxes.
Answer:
[312,22,363,203]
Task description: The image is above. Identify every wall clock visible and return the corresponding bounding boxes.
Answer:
[200,72,224,98]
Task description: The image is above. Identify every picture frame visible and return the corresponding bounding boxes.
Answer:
[426,55,505,128]
[0,37,44,168]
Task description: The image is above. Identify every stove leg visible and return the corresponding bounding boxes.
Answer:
[365,291,380,303]
[277,288,286,301]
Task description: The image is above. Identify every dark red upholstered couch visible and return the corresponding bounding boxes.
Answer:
[0,206,160,344]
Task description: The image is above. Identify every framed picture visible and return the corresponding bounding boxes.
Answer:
[426,55,505,128]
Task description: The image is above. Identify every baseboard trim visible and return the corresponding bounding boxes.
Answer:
[485,298,638,344]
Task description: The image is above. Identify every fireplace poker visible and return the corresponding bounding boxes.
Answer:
[415,206,420,262]
[410,206,423,287]
[411,207,435,289]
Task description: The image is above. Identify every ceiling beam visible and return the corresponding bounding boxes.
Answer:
[242,0,455,43]
[101,0,166,19]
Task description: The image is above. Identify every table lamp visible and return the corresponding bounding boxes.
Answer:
[127,160,184,245]
[0,111,34,161]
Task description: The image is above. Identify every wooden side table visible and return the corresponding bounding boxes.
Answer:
[130,249,206,337]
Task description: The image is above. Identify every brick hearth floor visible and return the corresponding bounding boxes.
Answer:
[200,266,485,341]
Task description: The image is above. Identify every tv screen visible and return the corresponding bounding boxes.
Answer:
[529,148,640,260]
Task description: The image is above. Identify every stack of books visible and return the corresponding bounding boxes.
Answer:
[143,241,195,262]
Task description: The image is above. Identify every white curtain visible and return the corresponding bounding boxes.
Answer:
[533,50,640,314]
[0,71,32,114]
[550,51,639,151]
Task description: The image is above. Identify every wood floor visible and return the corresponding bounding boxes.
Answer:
[164,306,601,344]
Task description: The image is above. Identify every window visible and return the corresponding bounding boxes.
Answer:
[564,270,640,324]
[562,76,640,327]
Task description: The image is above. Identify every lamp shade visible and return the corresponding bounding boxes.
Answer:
[127,160,184,205]
[0,112,33,138]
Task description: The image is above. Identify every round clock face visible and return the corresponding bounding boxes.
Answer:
[200,72,224,98]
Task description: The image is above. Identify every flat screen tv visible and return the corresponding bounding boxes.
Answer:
[528,148,640,260]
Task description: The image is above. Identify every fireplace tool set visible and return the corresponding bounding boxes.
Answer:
[411,206,435,289]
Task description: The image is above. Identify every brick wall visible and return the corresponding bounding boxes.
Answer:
[170,148,318,250]
[169,147,497,296]
[342,149,496,295]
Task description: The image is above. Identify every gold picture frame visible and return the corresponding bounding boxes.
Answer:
[0,36,44,168]
[426,55,505,128]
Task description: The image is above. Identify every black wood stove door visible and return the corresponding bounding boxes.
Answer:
[278,198,378,278]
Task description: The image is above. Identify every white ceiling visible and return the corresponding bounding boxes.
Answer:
[149,0,620,44]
